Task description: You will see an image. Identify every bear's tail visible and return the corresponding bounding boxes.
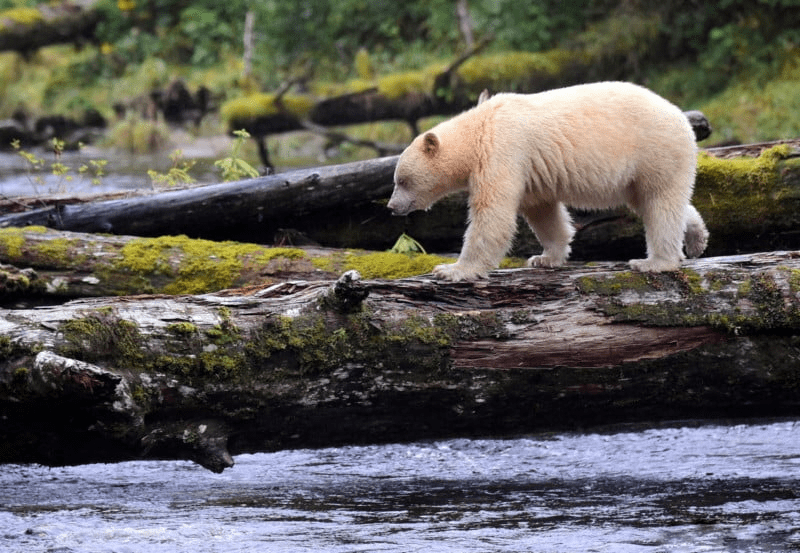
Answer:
[684,204,709,258]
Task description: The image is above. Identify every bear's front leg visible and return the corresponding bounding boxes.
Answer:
[433,200,519,282]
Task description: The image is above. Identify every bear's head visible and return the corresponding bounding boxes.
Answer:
[387,130,469,216]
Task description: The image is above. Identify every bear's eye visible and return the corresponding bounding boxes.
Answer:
[397,177,407,188]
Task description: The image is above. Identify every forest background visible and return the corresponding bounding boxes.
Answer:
[1,0,800,167]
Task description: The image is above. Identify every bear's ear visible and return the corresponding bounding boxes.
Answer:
[422,132,439,156]
[477,89,490,105]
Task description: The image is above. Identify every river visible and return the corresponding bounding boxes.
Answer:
[0,146,224,198]
[1,419,798,552]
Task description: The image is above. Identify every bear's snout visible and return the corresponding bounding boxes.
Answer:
[387,191,414,216]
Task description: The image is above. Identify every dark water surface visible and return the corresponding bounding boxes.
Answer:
[1,420,799,552]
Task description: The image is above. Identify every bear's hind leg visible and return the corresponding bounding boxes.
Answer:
[629,197,686,272]
[522,202,575,268]
[684,204,709,258]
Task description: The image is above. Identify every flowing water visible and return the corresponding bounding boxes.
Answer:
[1,419,799,552]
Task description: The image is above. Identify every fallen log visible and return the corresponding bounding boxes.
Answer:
[0,155,399,240]
[0,0,100,53]
[0,227,456,300]
[2,251,800,471]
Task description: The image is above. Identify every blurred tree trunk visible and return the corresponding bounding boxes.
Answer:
[242,11,255,80]
[455,0,475,48]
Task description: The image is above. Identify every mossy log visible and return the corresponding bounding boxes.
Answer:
[2,251,800,471]
[0,0,100,53]
[0,226,459,300]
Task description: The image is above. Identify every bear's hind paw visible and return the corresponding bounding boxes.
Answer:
[526,253,566,268]
[629,258,680,273]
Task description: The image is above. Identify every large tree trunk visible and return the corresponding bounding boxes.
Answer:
[2,251,800,471]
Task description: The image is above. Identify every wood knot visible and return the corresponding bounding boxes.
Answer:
[326,269,369,313]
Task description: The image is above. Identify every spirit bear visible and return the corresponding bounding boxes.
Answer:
[387,81,709,281]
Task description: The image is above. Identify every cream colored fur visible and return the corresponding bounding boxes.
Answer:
[387,81,709,281]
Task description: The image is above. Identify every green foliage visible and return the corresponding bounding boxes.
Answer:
[94,0,248,68]
[390,233,427,255]
[3,0,800,148]
[148,149,196,188]
[214,130,260,182]
[11,138,106,193]
[255,0,459,75]
[471,1,611,52]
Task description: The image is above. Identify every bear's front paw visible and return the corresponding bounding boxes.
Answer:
[432,262,484,282]
[526,253,566,268]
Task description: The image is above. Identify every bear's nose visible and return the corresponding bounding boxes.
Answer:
[387,198,410,216]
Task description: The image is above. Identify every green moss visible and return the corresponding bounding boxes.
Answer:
[737,279,752,297]
[499,257,526,269]
[575,271,652,296]
[59,310,144,367]
[206,307,241,346]
[220,93,316,124]
[0,228,27,261]
[130,385,149,406]
[378,68,441,100]
[678,268,704,296]
[113,235,304,294]
[458,51,562,93]
[245,307,461,376]
[246,313,351,375]
[33,237,85,268]
[166,322,199,336]
[0,7,43,27]
[694,146,798,232]
[312,251,454,279]
[150,351,246,381]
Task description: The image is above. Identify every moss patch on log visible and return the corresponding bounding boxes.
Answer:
[220,93,316,124]
[113,235,306,295]
[580,265,800,334]
[311,250,454,279]
[0,7,43,28]
[59,308,145,367]
[695,145,800,235]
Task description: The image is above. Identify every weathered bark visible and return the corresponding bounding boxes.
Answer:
[0,0,100,53]
[2,251,800,471]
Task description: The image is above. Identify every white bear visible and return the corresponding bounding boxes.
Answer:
[387,81,709,281]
